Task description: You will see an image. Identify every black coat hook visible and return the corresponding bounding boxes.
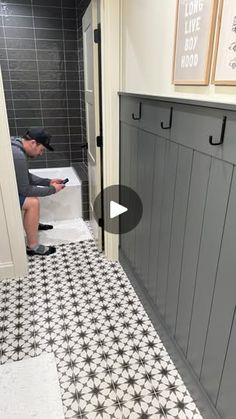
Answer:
[209,116,227,146]
[161,107,173,129]
[132,102,142,120]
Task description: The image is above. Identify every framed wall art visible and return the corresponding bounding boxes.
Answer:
[173,0,218,85]
[213,0,236,85]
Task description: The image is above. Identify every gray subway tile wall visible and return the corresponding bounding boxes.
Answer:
[74,0,90,219]
[76,0,89,155]
[0,0,89,169]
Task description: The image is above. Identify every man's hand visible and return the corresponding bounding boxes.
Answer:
[52,183,65,193]
[50,178,64,185]
[50,179,65,192]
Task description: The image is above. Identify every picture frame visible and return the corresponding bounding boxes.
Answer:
[213,0,236,85]
[172,0,218,85]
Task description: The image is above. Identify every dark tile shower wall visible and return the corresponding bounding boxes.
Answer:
[0,0,88,169]
[75,0,90,157]
[72,0,91,219]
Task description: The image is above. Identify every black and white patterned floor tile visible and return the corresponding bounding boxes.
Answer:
[0,239,203,419]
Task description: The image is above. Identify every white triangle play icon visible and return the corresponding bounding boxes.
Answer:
[110,200,128,219]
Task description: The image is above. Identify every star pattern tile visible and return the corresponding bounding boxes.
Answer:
[0,237,203,419]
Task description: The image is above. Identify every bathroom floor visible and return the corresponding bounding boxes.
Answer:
[0,238,203,419]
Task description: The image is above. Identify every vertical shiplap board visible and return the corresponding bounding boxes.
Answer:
[175,151,211,354]
[126,123,138,268]
[120,123,138,265]
[120,122,129,260]
[134,130,155,289]
[147,136,166,300]
[133,139,142,280]
[201,168,236,403]
[216,307,236,419]
[155,140,178,316]
[165,145,193,335]
[187,158,233,377]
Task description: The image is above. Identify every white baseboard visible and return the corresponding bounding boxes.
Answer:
[0,262,14,280]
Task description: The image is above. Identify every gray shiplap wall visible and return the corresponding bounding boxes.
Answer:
[119,95,236,419]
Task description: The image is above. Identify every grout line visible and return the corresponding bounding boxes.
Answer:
[1,25,77,31]
[0,59,78,62]
[0,48,80,52]
[2,69,79,72]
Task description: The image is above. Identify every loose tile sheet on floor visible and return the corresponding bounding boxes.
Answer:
[0,353,64,419]
[0,239,203,419]
[39,218,92,246]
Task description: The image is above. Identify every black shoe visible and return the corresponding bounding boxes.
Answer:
[38,223,53,231]
[27,245,56,256]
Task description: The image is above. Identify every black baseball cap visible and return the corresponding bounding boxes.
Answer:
[23,128,54,151]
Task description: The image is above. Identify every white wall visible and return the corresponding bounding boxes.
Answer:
[0,67,28,279]
[120,0,236,104]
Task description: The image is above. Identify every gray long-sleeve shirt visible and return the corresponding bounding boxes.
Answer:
[11,138,56,197]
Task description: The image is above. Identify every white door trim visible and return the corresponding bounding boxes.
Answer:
[100,0,121,260]
[83,0,103,250]
[0,67,28,279]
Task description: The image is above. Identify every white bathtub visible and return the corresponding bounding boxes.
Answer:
[29,167,82,222]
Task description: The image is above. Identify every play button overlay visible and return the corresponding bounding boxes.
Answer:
[110,201,128,219]
[94,184,143,234]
